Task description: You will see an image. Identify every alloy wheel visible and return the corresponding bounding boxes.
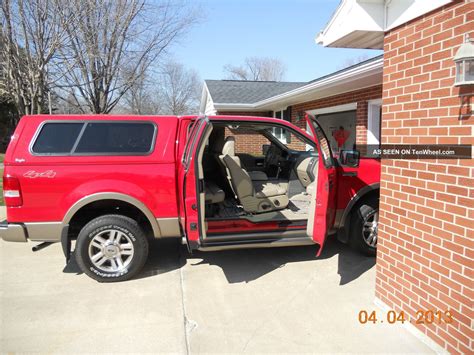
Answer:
[88,229,134,272]
[362,210,378,248]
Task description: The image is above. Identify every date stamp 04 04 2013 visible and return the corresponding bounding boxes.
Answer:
[358,310,453,325]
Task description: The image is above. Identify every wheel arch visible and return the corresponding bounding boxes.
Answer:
[62,192,161,238]
[336,183,380,244]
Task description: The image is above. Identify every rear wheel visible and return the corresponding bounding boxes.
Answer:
[75,214,149,282]
[350,197,379,256]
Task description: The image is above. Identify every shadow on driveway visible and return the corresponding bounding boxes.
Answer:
[64,237,375,285]
[190,238,375,285]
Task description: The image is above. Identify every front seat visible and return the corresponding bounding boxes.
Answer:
[217,136,269,181]
[221,139,289,213]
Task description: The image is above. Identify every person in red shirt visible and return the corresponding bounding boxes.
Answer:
[332,126,350,152]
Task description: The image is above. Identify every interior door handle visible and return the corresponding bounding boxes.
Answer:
[342,172,357,177]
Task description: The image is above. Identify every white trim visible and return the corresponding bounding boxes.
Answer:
[374,298,449,355]
[257,58,382,107]
[199,85,208,114]
[200,83,218,115]
[367,99,382,145]
[306,102,357,116]
[316,1,345,45]
[213,103,258,110]
[368,98,382,105]
[316,0,453,49]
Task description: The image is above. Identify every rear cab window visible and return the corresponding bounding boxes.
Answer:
[31,121,157,155]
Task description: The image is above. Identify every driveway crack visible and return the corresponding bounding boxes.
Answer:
[179,245,197,355]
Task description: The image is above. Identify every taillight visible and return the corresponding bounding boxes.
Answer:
[3,175,23,207]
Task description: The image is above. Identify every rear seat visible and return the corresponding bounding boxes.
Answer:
[205,182,225,204]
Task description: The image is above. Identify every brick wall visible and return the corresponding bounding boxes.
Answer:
[224,128,270,156]
[218,111,272,155]
[376,1,473,353]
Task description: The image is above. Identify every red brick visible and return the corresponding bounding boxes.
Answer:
[377,1,472,352]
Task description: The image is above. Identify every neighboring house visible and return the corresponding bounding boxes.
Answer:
[200,55,383,154]
[317,0,472,353]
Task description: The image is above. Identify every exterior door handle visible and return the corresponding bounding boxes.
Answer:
[342,172,357,177]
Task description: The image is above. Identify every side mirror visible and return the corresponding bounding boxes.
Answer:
[339,150,360,167]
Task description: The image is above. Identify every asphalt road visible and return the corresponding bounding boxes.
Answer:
[0,207,432,353]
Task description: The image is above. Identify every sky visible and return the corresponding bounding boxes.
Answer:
[171,0,383,83]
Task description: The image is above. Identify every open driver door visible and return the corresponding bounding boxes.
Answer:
[178,116,212,251]
[305,114,337,256]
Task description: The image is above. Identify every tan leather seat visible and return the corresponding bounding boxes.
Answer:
[254,181,289,198]
[205,182,225,204]
[222,150,289,213]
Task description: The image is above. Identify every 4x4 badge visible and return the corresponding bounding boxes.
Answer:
[23,170,57,179]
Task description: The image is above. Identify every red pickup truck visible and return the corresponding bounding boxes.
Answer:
[1,115,380,282]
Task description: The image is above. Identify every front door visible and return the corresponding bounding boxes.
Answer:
[178,116,212,250]
[306,114,337,256]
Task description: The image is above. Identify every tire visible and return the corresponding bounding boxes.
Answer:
[350,197,379,256]
[75,214,149,282]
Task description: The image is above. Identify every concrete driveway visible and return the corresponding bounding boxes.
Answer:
[0,207,432,353]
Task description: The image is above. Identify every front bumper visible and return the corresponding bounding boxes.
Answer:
[0,222,28,242]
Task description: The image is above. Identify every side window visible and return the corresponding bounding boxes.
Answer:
[75,122,155,154]
[183,119,205,170]
[267,128,314,152]
[32,123,83,154]
[313,124,333,168]
[32,121,156,155]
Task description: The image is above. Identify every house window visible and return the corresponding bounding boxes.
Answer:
[272,108,291,143]
[367,99,382,147]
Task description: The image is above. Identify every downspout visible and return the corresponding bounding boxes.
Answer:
[384,0,393,30]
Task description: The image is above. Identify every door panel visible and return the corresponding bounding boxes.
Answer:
[178,117,212,250]
[305,114,337,256]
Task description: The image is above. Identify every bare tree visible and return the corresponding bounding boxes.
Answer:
[121,69,162,115]
[159,61,200,115]
[1,0,67,117]
[56,0,198,114]
[338,54,371,69]
[224,56,286,81]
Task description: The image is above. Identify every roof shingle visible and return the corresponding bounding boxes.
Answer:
[205,80,307,104]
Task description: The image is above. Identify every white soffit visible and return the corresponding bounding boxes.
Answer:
[316,0,453,49]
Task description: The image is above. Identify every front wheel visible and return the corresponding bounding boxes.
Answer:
[350,197,379,256]
[75,214,149,282]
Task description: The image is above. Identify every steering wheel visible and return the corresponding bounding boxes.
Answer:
[264,144,280,169]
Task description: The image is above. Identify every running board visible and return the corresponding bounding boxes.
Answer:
[198,236,315,252]
[205,229,306,243]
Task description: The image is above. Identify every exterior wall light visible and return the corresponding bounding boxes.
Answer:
[454,34,474,86]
